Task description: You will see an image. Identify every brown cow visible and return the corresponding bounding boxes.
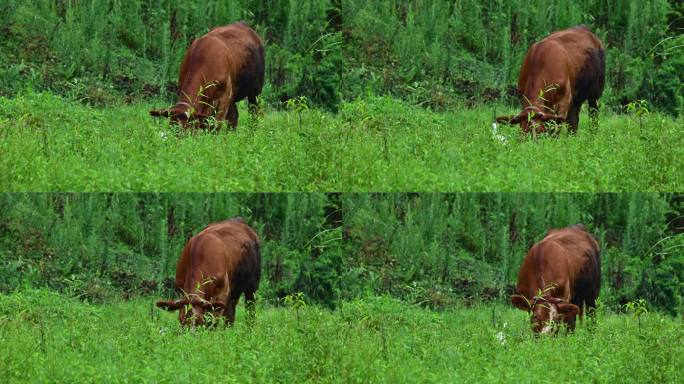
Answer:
[150,21,265,130]
[496,26,605,134]
[156,217,261,327]
[511,224,601,334]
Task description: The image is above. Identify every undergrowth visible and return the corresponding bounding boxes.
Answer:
[0,290,681,383]
[1,94,682,191]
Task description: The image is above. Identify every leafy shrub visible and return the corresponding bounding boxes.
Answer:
[0,0,342,110]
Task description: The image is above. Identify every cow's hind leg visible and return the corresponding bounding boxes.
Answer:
[585,297,598,329]
[588,98,600,131]
[248,95,260,129]
[245,291,257,326]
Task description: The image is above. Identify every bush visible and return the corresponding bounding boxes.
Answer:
[0,0,342,110]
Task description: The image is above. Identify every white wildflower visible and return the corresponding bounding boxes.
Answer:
[496,331,506,345]
[492,122,507,143]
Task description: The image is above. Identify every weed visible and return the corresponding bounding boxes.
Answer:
[624,298,649,330]
[2,94,682,191]
[1,290,682,382]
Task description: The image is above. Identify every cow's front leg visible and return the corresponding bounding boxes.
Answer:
[223,295,240,325]
[213,92,231,131]
[227,102,238,129]
[566,105,581,134]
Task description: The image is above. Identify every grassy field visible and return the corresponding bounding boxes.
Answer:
[1,93,682,191]
[1,290,682,383]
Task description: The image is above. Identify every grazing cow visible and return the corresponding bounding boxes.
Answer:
[150,21,264,129]
[156,217,261,327]
[511,224,601,334]
[496,26,605,134]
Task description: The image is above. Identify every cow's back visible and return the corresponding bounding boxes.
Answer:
[543,227,601,301]
[197,218,261,292]
[203,22,264,101]
[176,22,264,108]
[205,22,262,47]
[540,26,605,100]
[518,226,600,300]
[540,26,603,54]
[519,26,604,98]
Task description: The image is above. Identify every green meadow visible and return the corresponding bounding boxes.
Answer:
[1,290,681,383]
[1,93,682,191]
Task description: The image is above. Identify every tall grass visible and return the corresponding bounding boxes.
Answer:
[0,291,681,383]
[1,94,682,191]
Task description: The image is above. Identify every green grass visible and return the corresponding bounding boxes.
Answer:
[1,290,681,383]
[1,93,682,191]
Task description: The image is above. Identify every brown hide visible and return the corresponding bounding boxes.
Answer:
[496,26,605,134]
[511,224,601,334]
[150,21,265,130]
[156,217,261,326]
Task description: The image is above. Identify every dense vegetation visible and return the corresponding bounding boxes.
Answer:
[1,291,682,383]
[2,193,682,315]
[343,193,684,315]
[2,3,681,380]
[1,1,682,191]
[2,94,682,191]
[0,0,342,110]
[343,0,684,115]
[0,193,342,307]
[1,1,681,114]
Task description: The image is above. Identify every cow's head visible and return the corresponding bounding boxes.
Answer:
[496,106,565,135]
[149,103,212,130]
[511,294,579,334]
[156,297,225,327]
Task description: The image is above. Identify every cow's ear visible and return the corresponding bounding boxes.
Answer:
[556,303,580,318]
[156,300,184,311]
[150,108,172,118]
[511,295,531,311]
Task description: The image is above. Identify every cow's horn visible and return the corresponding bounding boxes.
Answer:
[156,299,188,311]
[541,112,565,123]
[496,112,525,125]
[201,300,226,310]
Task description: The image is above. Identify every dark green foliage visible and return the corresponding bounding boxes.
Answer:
[344,0,683,115]
[0,193,342,306]
[2,1,680,113]
[343,193,684,314]
[0,0,341,110]
[2,193,681,314]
